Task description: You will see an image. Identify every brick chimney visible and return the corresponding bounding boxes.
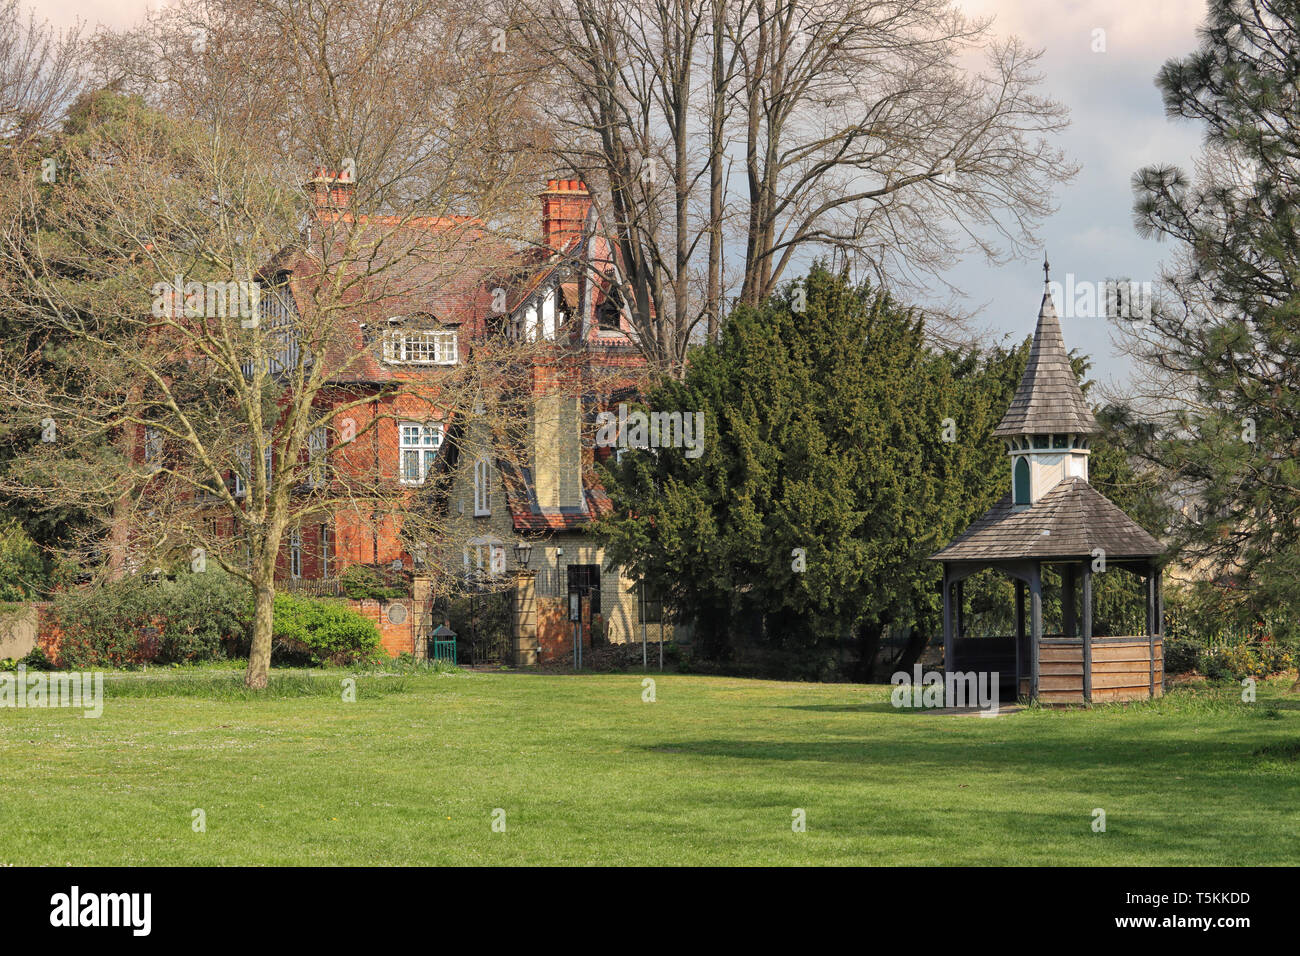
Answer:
[541,179,591,251]
[306,167,355,210]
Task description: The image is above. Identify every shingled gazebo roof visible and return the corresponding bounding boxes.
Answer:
[931,478,1161,562]
[993,288,1099,437]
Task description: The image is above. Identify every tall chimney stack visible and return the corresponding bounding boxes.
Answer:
[540,179,591,251]
[305,167,355,210]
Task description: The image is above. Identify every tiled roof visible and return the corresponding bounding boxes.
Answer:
[930,477,1161,562]
[994,287,1100,437]
[497,459,613,532]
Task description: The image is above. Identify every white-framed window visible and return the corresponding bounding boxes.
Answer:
[473,455,492,515]
[307,425,328,488]
[235,445,249,497]
[289,527,302,579]
[319,524,333,578]
[399,422,443,485]
[463,539,505,577]
[382,329,458,365]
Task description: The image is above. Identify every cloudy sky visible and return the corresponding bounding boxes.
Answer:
[37,0,1210,390]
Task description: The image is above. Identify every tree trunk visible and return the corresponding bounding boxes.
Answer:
[246,579,275,689]
[706,0,725,342]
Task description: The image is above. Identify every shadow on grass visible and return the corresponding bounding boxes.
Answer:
[634,729,1296,779]
[779,703,900,714]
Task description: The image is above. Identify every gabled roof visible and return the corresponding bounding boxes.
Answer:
[930,477,1161,562]
[994,286,1099,437]
[497,459,612,532]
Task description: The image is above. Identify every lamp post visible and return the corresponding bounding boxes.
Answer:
[513,539,533,569]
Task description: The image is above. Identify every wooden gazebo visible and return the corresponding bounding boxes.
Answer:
[931,267,1164,704]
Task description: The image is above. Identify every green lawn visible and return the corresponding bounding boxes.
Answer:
[2,667,1298,865]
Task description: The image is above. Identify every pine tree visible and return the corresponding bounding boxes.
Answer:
[1129,0,1300,663]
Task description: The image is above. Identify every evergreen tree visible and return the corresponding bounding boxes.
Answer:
[1128,0,1300,655]
[595,265,1023,676]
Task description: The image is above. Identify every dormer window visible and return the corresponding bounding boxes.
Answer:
[597,288,624,332]
[382,327,458,365]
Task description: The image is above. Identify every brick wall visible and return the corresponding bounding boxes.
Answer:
[537,595,590,663]
[349,598,415,657]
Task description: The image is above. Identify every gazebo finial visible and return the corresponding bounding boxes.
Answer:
[1043,254,1050,286]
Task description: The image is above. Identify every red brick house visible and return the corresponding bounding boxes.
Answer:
[197,173,674,658]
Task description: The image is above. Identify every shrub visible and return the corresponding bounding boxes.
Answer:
[339,564,409,601]
[50,570,251,668]
[1198,641,1296,682]
[1163,639,1199,675]
[0,519,47,601]
[156,571,252,663]
[0,646,51,671]
[271,594,383,665]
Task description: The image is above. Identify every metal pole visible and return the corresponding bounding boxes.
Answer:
[641,580,648,670]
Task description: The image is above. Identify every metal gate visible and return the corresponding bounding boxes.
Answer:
[439,587,512,666]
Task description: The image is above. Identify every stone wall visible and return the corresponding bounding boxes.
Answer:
[0,605,38,660]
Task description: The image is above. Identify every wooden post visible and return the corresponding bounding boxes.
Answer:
[956,579,965,640]
[1062,565,1076,638]
[942,565,953,675]
[1015,580,1025,697]
[1147,561,1157,698]
[1081,561,1093,704]
[1155,564,1164,697]
[1029,564,1042,701]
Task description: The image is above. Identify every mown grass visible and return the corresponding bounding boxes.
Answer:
[1,668,1297,865]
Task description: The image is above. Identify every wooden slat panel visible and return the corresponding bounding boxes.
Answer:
[1091,686,1152,701]
[1038,690,1086,703]
[1092,672,1152,689]
[1091,660,1154,674]
[1040,660,1081,676]
[1039,676,1085,691]
[1041,647,1083,663]
[1088,666,1163,679]
[1092,646,1155,662]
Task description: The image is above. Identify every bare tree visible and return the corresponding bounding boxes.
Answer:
[527,0,1075,367]
[0,0,554,687]
[0,0,82,148]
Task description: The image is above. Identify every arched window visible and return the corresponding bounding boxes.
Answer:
[1014,456,1030,505]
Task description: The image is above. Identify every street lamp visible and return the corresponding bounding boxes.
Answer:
[513,539,533,569]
